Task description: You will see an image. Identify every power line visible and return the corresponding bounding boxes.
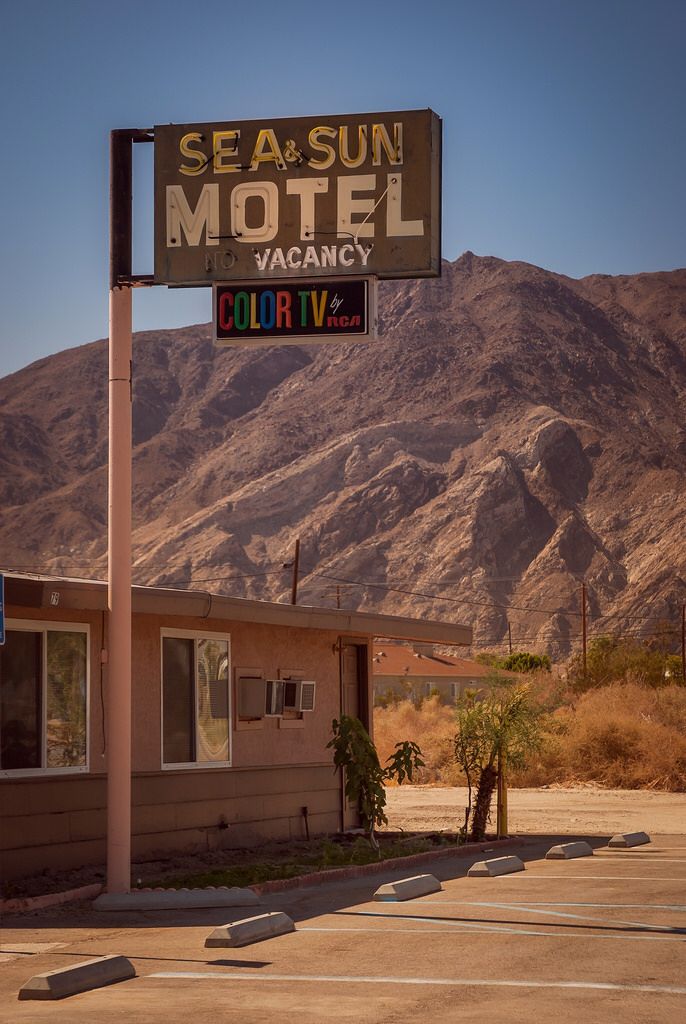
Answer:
[307,570,584,618]
[3,559,683,649]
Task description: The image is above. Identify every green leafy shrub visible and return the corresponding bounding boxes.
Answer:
[327,715,424,852]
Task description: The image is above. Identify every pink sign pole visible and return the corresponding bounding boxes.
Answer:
[107,282,132,893]
[106,129,137,893]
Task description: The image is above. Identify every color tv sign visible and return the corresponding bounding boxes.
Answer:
[213,278,375,347]
[154,109,441,286]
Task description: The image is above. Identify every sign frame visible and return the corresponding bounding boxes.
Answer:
[212,275,377,348]
[154,109,441,287]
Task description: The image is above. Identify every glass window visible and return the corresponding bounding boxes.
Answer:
[162,632,231,767]
[0,625,88,774]
[46,630,87,768]
[162,637,194,765]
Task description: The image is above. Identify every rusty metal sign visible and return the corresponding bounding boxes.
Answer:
[154,109,441,286]
[213,277,376,347]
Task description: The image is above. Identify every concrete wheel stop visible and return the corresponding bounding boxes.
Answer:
[608,832,651,848]
[373,874,442,901]
[19,955,135,1000]
[205,912,295,947]
[546,841,594,860]
[468,855,525,877]
[94,887,261,911]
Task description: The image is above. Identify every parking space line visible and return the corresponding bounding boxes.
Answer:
[419,901,686,912]
[593,857,686,863]
[415,901,686,933]
[341,907,685,937]
[298,925,685,943]
[148,971,686,996]
[493,875,686,881]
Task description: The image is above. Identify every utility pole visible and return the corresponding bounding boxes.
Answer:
[581,582,587,681]
[508,622,513,655]
[290,538,300,605]
[336,585,341,610]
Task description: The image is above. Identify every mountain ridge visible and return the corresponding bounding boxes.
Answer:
[2,253,685,656]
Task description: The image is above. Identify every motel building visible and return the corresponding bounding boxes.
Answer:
[0,572,470,885]
[372,642,517,706]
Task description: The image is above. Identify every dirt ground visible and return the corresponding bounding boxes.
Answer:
[384,784,686,835]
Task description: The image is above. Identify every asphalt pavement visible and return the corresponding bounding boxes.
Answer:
[2,832,686,1023]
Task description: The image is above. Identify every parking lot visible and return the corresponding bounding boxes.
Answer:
[2,833,686,1023]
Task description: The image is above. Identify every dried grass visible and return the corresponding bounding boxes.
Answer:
[374,683,686,792]
[374,696,464,786]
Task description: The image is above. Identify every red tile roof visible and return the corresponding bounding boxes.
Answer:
[372,644,515,680]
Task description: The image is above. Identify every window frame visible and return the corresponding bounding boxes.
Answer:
[160,628,232,770]
[0,618,90,778]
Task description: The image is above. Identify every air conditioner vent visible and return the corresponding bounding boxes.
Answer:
[299,680,316,712]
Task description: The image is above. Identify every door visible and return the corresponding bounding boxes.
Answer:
[340,641,369,829]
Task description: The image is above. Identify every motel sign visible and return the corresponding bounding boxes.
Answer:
[154,109,441,286]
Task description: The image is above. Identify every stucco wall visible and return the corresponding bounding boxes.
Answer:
[1,604,368,883]
[131,613,343,773]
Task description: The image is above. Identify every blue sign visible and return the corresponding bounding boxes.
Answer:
[0,574,4,646]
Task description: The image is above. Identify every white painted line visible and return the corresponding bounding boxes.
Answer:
[594,857,686,863]
[347,907,686,936]
[437,901,686,934]
[148,971,686,995]
[298,926,684,943]
[491,875,686,882]
[418,900,686,912]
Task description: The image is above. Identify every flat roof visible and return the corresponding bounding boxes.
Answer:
[2,571,472,647]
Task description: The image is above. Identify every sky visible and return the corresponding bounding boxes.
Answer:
[0,0,685,378]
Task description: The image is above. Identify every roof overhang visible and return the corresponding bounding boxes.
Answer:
[3,572,472,646]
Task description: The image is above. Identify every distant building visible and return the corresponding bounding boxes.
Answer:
[372,642,515,705]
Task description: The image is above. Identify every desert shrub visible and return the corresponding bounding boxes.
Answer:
[568,636,683,692]
[501,652,551,673]
[375,678,686,792]
[474,651,551,673]
[374,696,462,785]
[547,683,686,790]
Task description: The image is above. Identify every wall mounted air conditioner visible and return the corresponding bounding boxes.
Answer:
[282,679,317,712]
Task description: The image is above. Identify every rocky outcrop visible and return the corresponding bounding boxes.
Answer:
[1,254,685,655]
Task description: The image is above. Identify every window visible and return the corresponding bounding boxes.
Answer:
[161,630,231,767]
[0,622,89,774]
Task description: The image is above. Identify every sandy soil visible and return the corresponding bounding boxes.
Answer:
[384,784,686,835]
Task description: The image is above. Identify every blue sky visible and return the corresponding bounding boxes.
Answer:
[0,0,684,377]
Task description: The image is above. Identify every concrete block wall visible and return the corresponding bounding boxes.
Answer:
[0,764,340,883]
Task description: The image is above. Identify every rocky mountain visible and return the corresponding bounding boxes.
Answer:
[1,253,685,656]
